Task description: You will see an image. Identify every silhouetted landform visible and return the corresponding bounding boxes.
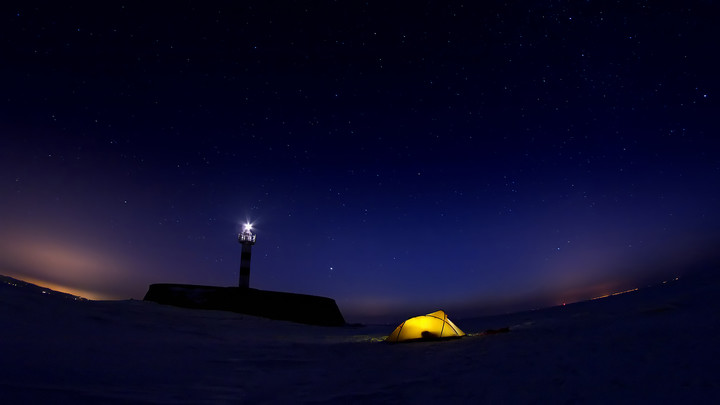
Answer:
[143,284,346,326]
[0,275,86,301]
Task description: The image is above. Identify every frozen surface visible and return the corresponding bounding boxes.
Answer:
[2,270,719,403]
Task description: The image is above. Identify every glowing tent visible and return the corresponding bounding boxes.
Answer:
[386,310,466,343]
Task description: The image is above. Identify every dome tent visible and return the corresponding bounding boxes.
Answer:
[386,310,466,343]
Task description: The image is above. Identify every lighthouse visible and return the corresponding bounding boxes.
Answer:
[238,223,256,288]
[144,220,345,326]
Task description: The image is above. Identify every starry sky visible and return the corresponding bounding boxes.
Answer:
[2,1,719,322]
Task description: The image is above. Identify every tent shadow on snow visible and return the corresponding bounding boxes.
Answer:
[386,310,466,343]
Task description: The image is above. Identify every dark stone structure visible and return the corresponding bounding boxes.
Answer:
[237,226,255,288]
[143,284,346,326]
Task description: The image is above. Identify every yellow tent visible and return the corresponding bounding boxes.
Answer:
[386,310,466,343]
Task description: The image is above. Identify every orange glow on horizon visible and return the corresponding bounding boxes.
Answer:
[556,285,642,307]
[2,272,113,300]
[0,234,132,300]
[590,287,639,301]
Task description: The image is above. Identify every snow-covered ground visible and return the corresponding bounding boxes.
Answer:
[2,270,719,403]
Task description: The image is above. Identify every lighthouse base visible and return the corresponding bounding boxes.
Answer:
[143,284,346,326]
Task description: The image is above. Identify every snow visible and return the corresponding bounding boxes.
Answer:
[2,270,719,403]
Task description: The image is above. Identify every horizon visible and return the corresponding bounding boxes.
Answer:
[0,267,705,324]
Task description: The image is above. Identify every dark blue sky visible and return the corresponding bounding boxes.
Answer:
[1,1,719,322]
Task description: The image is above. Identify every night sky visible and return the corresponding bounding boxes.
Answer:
[2,1,719,322]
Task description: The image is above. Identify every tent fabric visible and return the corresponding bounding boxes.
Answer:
[386,310,466,343]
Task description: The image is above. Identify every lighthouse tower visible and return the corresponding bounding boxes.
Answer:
[238,223,256,288]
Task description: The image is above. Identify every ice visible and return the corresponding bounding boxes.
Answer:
[2,270,719,403]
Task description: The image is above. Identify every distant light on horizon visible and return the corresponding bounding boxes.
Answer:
[2,273,112,301]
